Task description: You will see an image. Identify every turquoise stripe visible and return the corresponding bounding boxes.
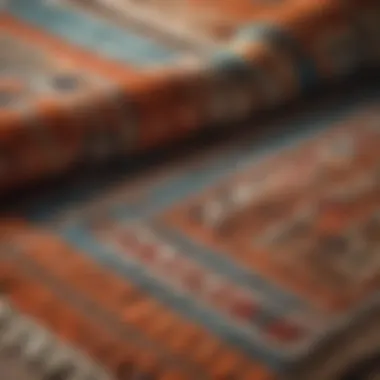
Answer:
[107,101,357,222]
[152,223,303,315]
[7,0,178,66]
[60,223,291,371]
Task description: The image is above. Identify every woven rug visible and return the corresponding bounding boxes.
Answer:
[1,85,379,379]
[1,0,380,191]
[1,1,380,379]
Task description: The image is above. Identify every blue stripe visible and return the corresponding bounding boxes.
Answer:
[59,223,292,371]
[7,0,178,66]
[106,100,361,222]
[151,223,303,315]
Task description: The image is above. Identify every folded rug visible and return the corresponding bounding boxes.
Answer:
[1,0,380,191]
[0,83,379,379]
[0,1,379,379]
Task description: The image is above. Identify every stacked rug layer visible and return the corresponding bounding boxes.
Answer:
[0,1,379,379]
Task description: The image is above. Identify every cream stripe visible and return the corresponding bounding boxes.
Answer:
[0,297,114,380]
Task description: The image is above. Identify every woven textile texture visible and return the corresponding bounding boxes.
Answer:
[1,0,380,190]
[1,1,380,379]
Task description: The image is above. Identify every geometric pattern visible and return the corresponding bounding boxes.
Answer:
[1,92,377,379]
[1,0,380,379]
